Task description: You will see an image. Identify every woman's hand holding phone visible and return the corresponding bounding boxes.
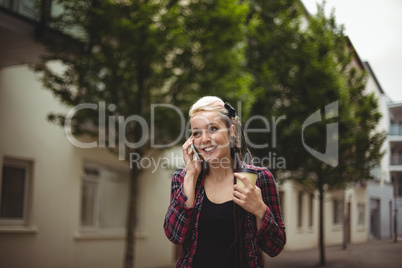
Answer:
[190,144,200,160]
[182,136,202,207]
[182,136,202,175]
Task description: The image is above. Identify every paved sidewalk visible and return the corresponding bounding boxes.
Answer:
[264,239,402,267]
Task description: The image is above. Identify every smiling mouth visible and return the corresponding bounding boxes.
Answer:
[203,146,217,152]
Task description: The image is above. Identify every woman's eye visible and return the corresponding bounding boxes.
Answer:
[192,131,201,137]
[209,126,218,133]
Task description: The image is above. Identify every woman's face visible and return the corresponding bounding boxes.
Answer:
[190,111,231,165]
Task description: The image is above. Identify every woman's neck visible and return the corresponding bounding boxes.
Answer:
[207,164,234,183]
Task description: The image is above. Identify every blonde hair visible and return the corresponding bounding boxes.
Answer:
[189,96,227,118]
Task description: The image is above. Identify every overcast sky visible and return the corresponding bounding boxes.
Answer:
[301,0,402,102]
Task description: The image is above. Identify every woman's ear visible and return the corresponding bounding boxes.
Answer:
[230,124,236,136]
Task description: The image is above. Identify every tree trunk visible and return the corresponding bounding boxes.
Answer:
[124,148,142,268]
[343,189,347,250]
[319,185,325,266]
[125,45,146,267]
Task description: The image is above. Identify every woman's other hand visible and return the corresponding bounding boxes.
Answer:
[233,173,266,222]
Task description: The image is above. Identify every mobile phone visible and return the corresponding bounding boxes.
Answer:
[190,144,200,160]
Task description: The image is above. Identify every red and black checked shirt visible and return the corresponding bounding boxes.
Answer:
[163,163,286,268]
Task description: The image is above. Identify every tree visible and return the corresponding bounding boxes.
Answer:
[32,0,250,267]
[245,1,386,266]
[245,0,309,169]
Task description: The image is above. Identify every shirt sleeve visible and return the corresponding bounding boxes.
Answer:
[255,168,286,257]
[163,168,194,245]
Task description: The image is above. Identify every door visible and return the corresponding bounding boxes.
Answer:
[370,198,380,239]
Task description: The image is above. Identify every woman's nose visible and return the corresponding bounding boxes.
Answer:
[201,131,210,143]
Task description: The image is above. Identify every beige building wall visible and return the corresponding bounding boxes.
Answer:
[349,187,368,244]
[279,181,317,250]
[324,191,343,246]
[278,181,368,251]
[135,149,179,268]
[0,65,175,268]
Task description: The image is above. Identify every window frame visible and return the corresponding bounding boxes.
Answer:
[0,157,32,226]
[398,177,402,197]
[333,198,343,225]
[80,170,100,230]
[357,203,365,227]
[308,193,314,228]
[297,191,303,228]
[80,163,130,233]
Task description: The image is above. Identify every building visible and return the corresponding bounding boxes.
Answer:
[363,62,394,240]
[277,42,395,251]
[0,1,175,267]
[388,101,402,236]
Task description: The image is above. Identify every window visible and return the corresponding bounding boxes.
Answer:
[333,199,343,225]
[308,194,314,227]
[0,158,32,225]
[370,163,381,181]
[297,191,303,228]
[398,178,402,197]
[357,203,365,226]
[399,149,402,165]
[81,164,129,231]
[0,0,38,20]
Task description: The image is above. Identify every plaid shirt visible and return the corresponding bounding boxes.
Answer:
[164,163,286,268]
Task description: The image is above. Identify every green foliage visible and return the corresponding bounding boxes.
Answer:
[246,1,386,190]
[33,0,252,152]
[32,2,252,268]
[245,2,386,265]
[34,0,386,201]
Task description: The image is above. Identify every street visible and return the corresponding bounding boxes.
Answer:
[264,239,402,267]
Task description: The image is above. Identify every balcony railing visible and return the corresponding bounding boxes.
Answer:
[0,0,39,21]
[391,155,402,165]
[390,124,402,136]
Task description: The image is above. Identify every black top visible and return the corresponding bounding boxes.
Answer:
[192,192,236,268]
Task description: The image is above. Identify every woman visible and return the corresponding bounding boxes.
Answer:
[164,96,286,268]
